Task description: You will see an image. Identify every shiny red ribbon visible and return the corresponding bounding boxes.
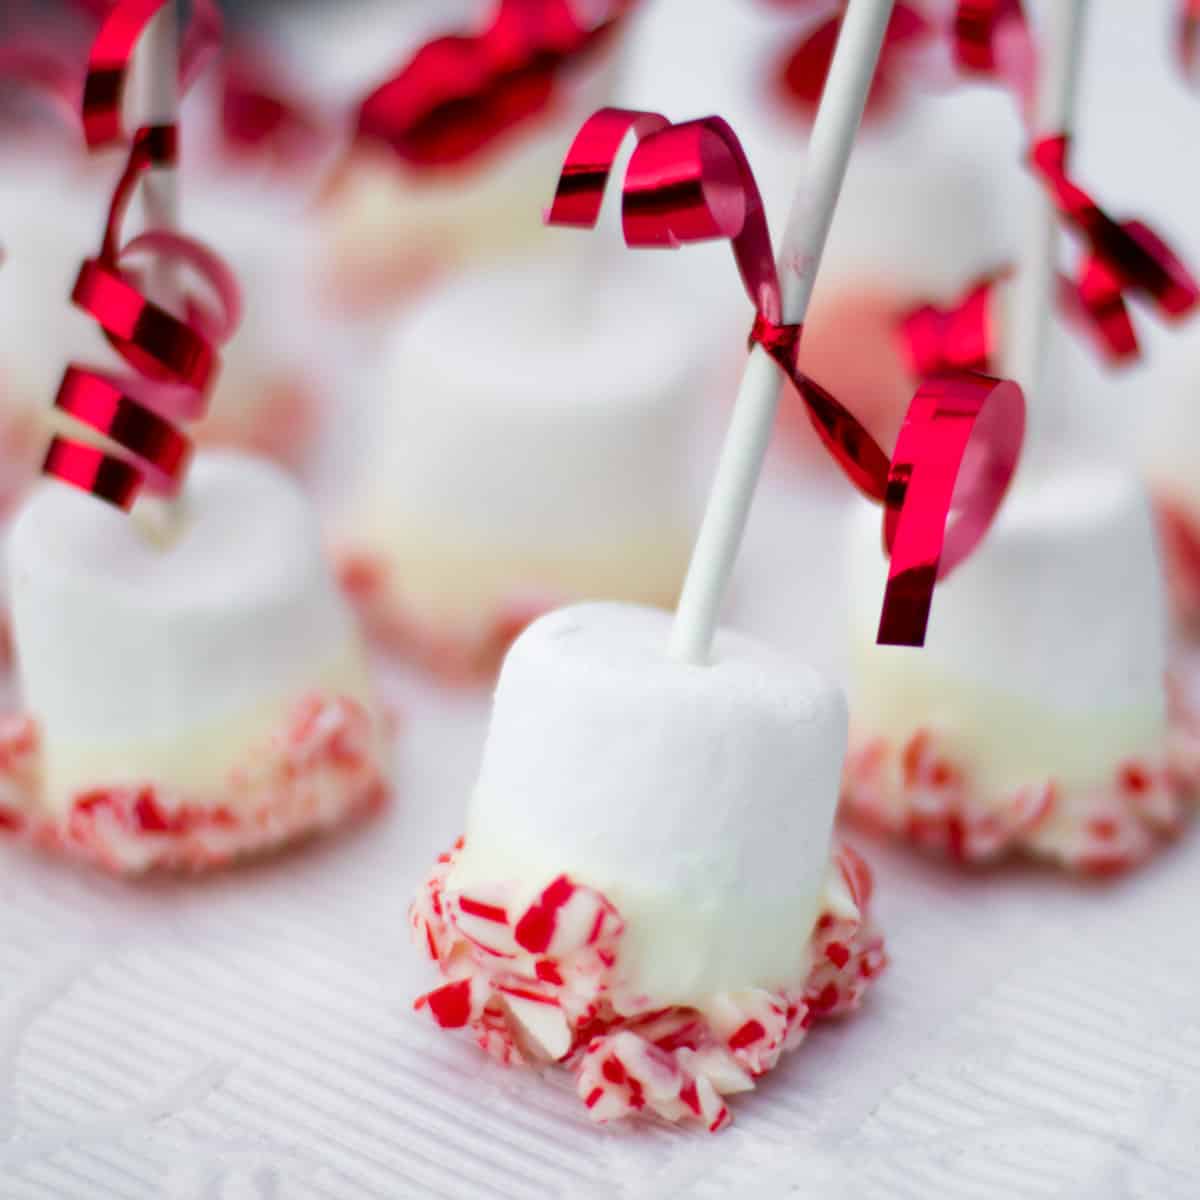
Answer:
[45,125,240,509]
[42,0,240,510]
[355,0,628,168]
[900,279,996,379]
[1032,134,1199,324]
[82,0,222,148]
[549,108,1025,646]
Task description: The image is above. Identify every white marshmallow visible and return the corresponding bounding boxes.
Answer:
[0,166,110,418]
[812,88,1017,306]
[182,184,321,450]
[845,461,1168,795]
[307,0,618,298]
[450,602,848,1006]
[342,261,698,627]
[1140,360,1200,520]
[8,451,372,811]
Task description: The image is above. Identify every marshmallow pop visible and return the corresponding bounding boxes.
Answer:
[0,2,389,873]
[406,0,1018,1129]
[841,0,1200,871]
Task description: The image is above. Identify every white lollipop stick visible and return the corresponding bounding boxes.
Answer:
[1004,0,1088,452]
[133,0,181,306]
[668,0,896,665]
[129,1,188,533]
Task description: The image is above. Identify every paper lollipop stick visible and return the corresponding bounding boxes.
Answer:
[549,0,1025,650]
[1004,0,1085,420]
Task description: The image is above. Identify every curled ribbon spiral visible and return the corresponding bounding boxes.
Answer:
[899,6,1198,376]
[42,0,240,511]
[355,0,631,168]
[549,108,1025,647]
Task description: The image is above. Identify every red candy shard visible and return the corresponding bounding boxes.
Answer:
[426,979,473,1029]
[412,838,885,1130]
[513,874,577,953]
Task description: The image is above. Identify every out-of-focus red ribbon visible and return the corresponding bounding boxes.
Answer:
[900,278,996,379]
[900,135,1198,377]
[900,1,1195,377]
[219,47,326,165]
[355,0,629,168]
[82,0,222,148]
[549,107,1025,647]
[1032,134,1199,322]
[772,1,933,124]
[42,0,240,510]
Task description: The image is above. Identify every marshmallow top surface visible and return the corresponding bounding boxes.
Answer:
[846,461,1167,786]
[10,452,362,746]
[350,261,697,547]
[454,603,848,1003]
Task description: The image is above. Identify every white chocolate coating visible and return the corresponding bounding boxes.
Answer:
[8,452,372,811]
[342,262,697,627]
[307,0,619,299]
[845,462,1168,797]
[1141,361,1200,520]
[450,602,848,1006]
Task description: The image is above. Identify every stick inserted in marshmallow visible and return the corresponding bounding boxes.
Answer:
[669,0,897,664]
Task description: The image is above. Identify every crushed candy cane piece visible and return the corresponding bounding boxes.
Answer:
[411,839,884,1130]
[842,682,1200,872]
[0,694,389,873]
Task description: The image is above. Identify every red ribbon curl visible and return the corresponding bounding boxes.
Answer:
[82,0,222,149]
[41,0,240,511]
[549,108,1025,647]
[355,0,630,169]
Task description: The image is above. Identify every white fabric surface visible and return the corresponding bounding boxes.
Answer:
[4,2,1200,1195]
[1,475,1198,1200]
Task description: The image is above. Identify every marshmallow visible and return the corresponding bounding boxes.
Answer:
[843,461,1176,859]
[450,602,848,1004]
[813,89,1016,306]
[7,452,382,837]
[0,165,109,424]
[183,184,323,465]
[339,262,697,641]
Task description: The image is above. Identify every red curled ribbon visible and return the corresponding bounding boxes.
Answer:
[900,16,1197,374]
[41,0,240,511]
[1032,135,1200,324]
[82,0,222,148]
[218,46,327,166]
[355,0,630,169]
[549,108,1025,646]
[1180,0,1200,81]
[44,125,240,509]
